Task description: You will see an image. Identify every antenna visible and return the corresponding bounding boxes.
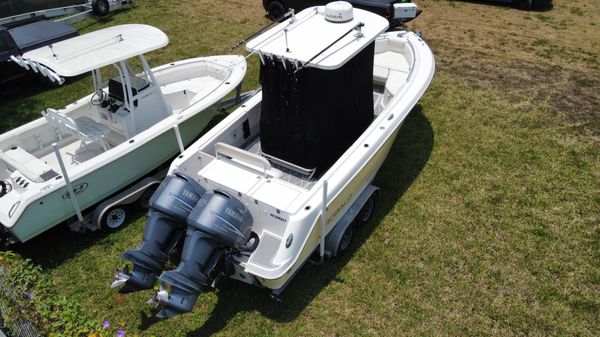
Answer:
[284,28,290,53]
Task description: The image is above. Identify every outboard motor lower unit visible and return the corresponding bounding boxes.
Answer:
[112,174,205,293]
[156,191,254,318]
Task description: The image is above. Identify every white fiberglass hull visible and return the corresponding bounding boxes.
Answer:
[169,31,435,289]
[0,55,246,242]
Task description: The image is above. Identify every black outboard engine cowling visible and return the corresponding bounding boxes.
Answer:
[116,174,205,293]
[156,190,253,318]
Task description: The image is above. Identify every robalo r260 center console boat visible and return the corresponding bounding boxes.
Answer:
[113,2,435,318]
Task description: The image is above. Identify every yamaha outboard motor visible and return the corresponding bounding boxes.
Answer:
[112,174,205,293]
[154,190,254,318]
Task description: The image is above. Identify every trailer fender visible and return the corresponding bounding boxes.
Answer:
[325,184,379,257]
[92,176,161,230]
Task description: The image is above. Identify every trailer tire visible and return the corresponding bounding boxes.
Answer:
[354,195,375,227]
[515,0,533,10]
[138,186,157,209]
[267,1,286,21]
[102,205,129,232]
[92,0,110,17]
[337,225,353,254]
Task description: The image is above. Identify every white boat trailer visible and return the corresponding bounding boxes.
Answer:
[0,1,134,26]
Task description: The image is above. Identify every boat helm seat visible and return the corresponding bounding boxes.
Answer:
[43,109,112,151]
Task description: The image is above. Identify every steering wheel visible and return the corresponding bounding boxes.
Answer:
[91,90,107,106]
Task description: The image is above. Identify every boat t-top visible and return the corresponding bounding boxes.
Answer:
[0,24,246,243]
[113,2,435,318]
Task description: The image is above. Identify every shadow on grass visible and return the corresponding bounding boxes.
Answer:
[456,0,554,12]
[0,77,48,131]
[8,208,149,270]
[0,75,86,132]
[169,105,434,337]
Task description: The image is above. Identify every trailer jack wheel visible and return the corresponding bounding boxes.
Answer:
[102,205,129,231]
[92,0,110,16]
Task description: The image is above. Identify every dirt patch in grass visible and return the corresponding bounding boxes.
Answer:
[445,60,599,137]
[415,0,600,139]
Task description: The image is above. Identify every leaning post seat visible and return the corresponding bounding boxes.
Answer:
[43,108,112,150]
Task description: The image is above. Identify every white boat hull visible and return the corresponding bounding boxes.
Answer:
[169,31,435,287]
[0,54,246,242]
[8,107,215,242]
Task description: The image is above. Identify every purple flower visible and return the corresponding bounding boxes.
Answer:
[116,330,126,337]
[102,321,110,328]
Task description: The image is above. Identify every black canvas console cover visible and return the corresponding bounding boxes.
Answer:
[259,42,374,173]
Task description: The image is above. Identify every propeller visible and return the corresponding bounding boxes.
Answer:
[110,265,131,288]
[147,283,169,305]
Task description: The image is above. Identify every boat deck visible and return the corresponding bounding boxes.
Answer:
[38,139,106,171]
[161,75,224,112]
[243,137,318,190]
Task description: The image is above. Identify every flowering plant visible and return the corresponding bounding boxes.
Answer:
[88,320,126,337]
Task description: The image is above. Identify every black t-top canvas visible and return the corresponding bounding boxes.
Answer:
[260,41,375,174]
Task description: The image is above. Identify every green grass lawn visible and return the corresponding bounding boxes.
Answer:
[1,0,599,336]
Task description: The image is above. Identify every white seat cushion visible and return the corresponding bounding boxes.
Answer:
[385,69,410,95]
[373,65,389,84]
[0,147,57,183]
[374,51,410,72]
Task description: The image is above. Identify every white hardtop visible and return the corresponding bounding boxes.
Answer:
[246,4,388,70]
[21,24,168,77]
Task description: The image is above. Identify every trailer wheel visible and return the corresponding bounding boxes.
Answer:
[337,225,353,254]
[515,0,533,10]
[267,1,286,21]
[92,0,110,16]
[354,195,375,227]
[102,205,128,231]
